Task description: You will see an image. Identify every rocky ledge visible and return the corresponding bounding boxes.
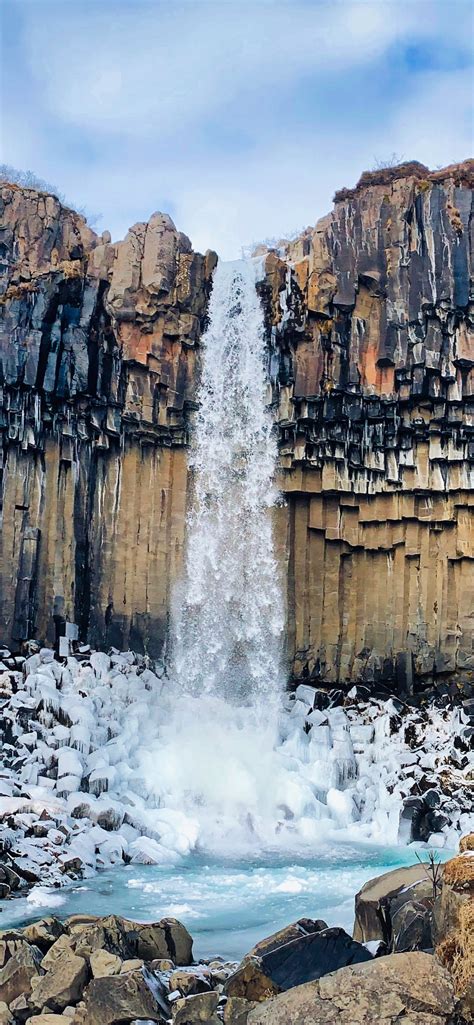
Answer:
[0,837,472,1023]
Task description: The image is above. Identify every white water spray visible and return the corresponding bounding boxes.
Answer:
[171,259,285,702]
[137,261,392,858]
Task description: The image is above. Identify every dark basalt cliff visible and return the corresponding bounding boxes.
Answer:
[264,160,474,691]
[1,162,473,692]
[0,184,216,655]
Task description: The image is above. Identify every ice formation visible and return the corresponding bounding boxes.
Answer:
[0,645,471,891]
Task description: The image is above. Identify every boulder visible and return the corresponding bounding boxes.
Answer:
[120,958,144,973]
[23,917,65,952]
[89,949,122,978]
[172,991,219,1023]
[41,933,75,969]
[225,928,371,1000]
[8,993,31,1022]
[223,997,257,1024]
[391,899,432,952]
[0,941,42,1005]
[245,918,328,959]
[169,969,211,996]
[247,951,456,1024]
[354,863,432,944]
[223,960,279,1003]
[80,970,165,1025]
[27,1017,70,1025]
[72,916,131,960]
[0,930,31,969]
[70,915,192,966]
[129,918,192,964]
[29,950,88,1012]
[64,915,102,935]
[0,1002,13,1025]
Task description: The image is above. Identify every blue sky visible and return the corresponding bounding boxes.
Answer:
[1,0,473,257]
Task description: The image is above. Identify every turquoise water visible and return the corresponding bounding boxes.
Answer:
[0,842,446,960]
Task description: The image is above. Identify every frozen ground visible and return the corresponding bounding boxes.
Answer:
[0,645,471,905]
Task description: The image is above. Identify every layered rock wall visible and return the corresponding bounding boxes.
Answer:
[0,183,215,654]
[264,160,474,689]
[1,163,473,690]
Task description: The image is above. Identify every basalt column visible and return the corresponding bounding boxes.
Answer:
[263,161,474,692]
[0,183,216,655]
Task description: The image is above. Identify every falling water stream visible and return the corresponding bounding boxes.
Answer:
[172,258,284,701]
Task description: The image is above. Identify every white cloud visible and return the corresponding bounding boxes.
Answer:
[1,0,472,258]
[22,1,427,136]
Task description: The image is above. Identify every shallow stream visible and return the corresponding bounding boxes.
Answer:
[1,842,449,960]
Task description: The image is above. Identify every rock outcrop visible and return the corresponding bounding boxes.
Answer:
[1,162,473,691]
[246,952,457,1025]
[264,159,474,690]
[0,183,216,656]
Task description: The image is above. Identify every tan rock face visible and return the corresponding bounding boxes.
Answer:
[88,948,122,978]
[1,163,472,691]
[79,970,163,1025]
[29,949,89,1012]
[353,864,431,943]
[0,941,42,1005]
[247,952,456,1025]
[172,991,220,1023]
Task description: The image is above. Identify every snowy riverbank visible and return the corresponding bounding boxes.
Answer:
[0,644,472,901]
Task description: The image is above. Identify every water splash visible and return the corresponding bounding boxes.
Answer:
[138,261,361,856]
[171,259,285,702]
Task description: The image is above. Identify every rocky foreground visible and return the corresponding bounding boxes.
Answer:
[0,837,473,1024]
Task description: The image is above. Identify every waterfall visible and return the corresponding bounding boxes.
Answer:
[171,259,285,702]
[137,260,362,858]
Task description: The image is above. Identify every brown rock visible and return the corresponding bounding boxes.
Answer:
[459,833,474,853]
[172,991,219,1023]
[0,941,42,1005]
[89,949,122,978]
[169,969,211,996]
[29,950,88,1012]
[27,1016,70,1025]
[120,958,144,973]
[129,918,193,964]
[23,917,65,952]
[41,933,75,969]
[247,952,456,1024]
[224,959,279,1003]
[223,996,257,1024]
[353,864,431,943]
[80,970,163,1025]
[245,918,327,959]
[0,1002,13,1025]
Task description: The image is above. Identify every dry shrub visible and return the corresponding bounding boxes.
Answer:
[443,853,474,889]
[437,900,474,999]
[459,834,474,853]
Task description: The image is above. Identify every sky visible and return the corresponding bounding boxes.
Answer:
[0,0,473,258]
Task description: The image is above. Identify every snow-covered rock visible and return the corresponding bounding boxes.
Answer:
[0,644,472,898]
